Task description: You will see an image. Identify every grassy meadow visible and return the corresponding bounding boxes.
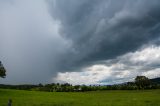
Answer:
[0,89,160,106]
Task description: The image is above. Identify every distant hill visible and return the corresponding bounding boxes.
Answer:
[150,77,160,84]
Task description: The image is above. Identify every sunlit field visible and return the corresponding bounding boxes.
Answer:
[0,89,160,106]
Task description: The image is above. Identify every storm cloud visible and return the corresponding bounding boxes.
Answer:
[56,45,160,85]
[0,0,160,84]
[48,0,160,71]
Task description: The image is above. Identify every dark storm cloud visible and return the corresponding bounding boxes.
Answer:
[48,0,160,71]
[1,0,160,84]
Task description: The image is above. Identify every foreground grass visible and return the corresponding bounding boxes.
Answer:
[0,89,160,106]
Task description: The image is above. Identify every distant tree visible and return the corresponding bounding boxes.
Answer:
[0,61,6,78]
[135,76,151,89]
[38,83,43,87]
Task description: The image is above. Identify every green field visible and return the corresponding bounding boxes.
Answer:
[0,89,160,106]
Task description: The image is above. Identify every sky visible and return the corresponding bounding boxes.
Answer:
[0,0,160,85]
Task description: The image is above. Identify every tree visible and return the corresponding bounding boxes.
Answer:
[135,76,151,89]
[0,61,6,78]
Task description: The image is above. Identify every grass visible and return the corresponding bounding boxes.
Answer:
[0,89,160,106]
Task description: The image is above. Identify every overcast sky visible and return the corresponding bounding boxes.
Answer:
[0,0,160,85]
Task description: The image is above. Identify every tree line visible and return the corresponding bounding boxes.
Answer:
[0,76,160,92]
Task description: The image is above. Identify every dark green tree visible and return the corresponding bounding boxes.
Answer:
[135,76,151,89]
[0,61,6,78]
